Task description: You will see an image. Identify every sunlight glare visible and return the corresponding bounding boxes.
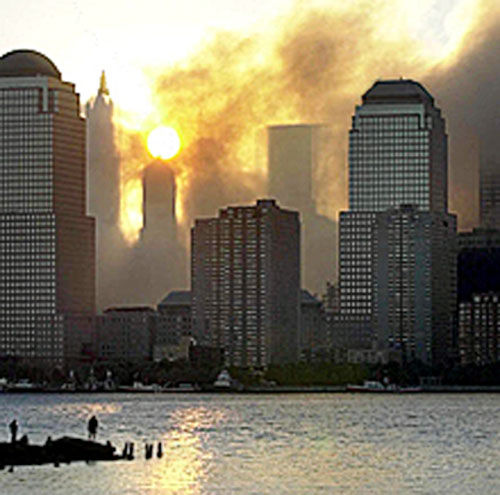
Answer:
[147,125,181,160]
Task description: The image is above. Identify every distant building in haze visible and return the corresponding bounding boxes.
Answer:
[268,125,317,214]
[191,199,300,367]
[86,71,119,225]
[267,124,335,294]
[141,161,176,236]
[338,79,456,365]
[0,49,95,365]
[86,71,126,311]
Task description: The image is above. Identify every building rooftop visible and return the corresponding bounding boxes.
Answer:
[301,289,320,305]
[104,306,155,314]
[158,290,191,308]
[362,79,434,105]
[0,49,61,79]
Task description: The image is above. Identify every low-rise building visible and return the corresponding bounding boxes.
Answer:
[97,307,156,362]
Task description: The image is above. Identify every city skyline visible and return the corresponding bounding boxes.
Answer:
[1,1,497,253]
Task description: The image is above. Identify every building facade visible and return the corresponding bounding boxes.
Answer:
[191,199,300,367]
[97,307,155,362]
[0,50,95,365]
[338,79,456,365]
[373,206,456,364]
[458,293,500,366]
[299,289,327,362]
[457,228,500,303]
[154,290,192,361]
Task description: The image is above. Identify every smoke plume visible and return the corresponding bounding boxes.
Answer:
[95,0,499,305]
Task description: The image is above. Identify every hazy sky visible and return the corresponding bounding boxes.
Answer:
[2,0,497,303]
[1,0,497,236]
[0,0,477,113]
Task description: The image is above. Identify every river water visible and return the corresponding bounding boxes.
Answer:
[0,393,499,494]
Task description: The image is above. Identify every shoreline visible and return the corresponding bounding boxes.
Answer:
[3,385,500,394]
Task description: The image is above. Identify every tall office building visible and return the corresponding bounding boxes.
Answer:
[338,80,456,364]
[191,199,300,367]
[87,71,119,225]
[86,71,123,311]
[267,124,335,293]
[141,161,176,235]
[373,206,456,364]
[0,50,95,364]
[268,125,317,214]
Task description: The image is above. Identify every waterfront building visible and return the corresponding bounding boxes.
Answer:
[457,228,500,303]
[338,79,456,365]
[458,293,500,365]
[373,206,456,364]
[191,199,300,367]
[0,50,95,365]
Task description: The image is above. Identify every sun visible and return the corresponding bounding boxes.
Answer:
[147,125,181,160]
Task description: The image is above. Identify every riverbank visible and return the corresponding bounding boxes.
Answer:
[3,384,500,393]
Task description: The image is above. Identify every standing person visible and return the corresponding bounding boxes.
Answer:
[9,419,18,443]
[88,415,98,440]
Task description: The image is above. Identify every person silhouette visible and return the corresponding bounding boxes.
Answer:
[88,415,98,440]
[9,419,18,443]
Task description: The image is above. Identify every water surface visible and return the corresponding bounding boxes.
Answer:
[0,393,498,494]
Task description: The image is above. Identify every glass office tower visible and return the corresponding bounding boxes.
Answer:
[338,80,456,365]
[0,50,95,365]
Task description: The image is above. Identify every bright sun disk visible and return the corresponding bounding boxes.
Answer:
[147,125,181,160]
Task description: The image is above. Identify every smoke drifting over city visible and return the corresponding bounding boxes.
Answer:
[89,0,499,308]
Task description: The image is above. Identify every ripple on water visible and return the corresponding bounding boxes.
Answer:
[0,393,499,495]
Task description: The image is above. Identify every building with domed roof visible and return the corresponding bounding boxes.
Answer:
[0,50,95,366]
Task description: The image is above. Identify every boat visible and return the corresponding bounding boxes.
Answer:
[161,382,198,393]
[118,382,162,393]
[346,380,422,393]
[213,369,233,390]
[6,379,44,393]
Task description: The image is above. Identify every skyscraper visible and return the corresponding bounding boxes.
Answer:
[86,71,123,311]
[267,124,335,294]
[268,125,316,214]
[191,199,300,367]
[0,50,95,364]
[338,80,456,364]
[87,71,119,225]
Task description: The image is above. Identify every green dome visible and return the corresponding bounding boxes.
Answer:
[0,50,61,79]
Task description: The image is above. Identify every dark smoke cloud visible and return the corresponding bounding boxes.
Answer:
[426,3,500,229]
[96,0,499,305]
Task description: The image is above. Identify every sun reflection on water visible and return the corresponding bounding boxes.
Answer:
[148,407,225,495]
